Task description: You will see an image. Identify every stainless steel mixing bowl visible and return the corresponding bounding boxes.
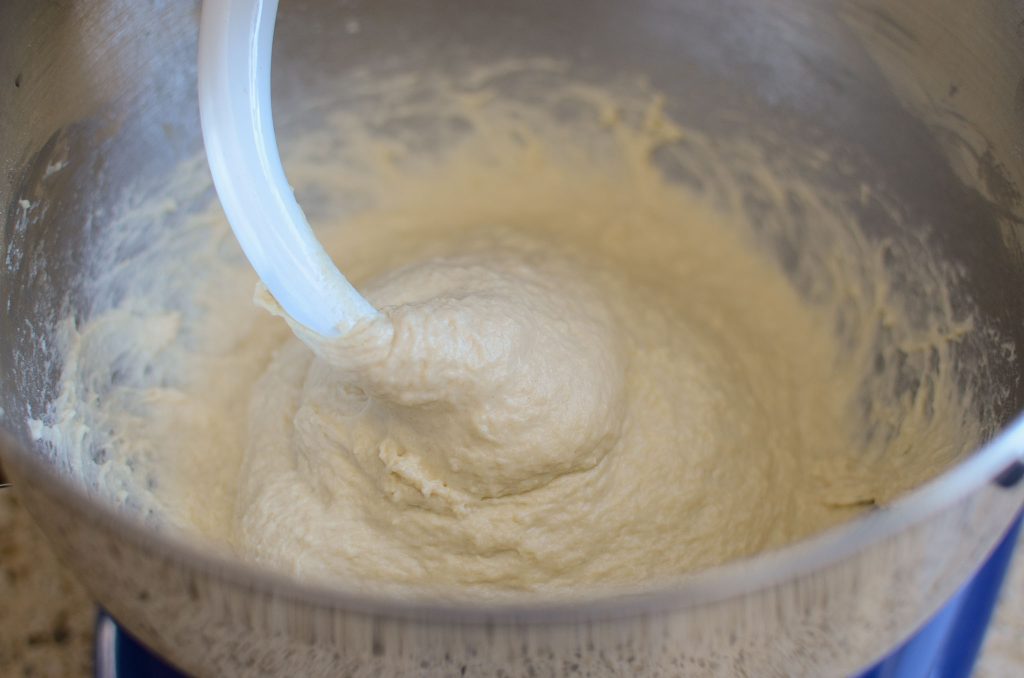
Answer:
[2,1,1024,675]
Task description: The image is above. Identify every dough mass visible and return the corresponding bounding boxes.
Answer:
[243,242,636,586]
[31,72,988,595]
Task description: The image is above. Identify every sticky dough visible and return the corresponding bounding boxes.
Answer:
[31,70,990,595]
[241,219,844,589]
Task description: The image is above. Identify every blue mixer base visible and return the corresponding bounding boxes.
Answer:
[856,511,1022,678]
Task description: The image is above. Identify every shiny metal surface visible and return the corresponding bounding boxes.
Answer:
[2,1,1024,675]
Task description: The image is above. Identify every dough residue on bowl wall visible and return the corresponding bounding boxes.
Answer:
[28,63,997,596]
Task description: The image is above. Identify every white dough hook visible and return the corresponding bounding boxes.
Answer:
[197,0,378,336]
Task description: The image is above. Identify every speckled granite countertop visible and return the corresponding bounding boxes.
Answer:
[0,490,94,677]
[0,487,1021,677]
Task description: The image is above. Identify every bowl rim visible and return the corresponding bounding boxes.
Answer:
[4,410,1023,623]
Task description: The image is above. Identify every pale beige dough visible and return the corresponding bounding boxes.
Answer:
[29,70,989,597]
